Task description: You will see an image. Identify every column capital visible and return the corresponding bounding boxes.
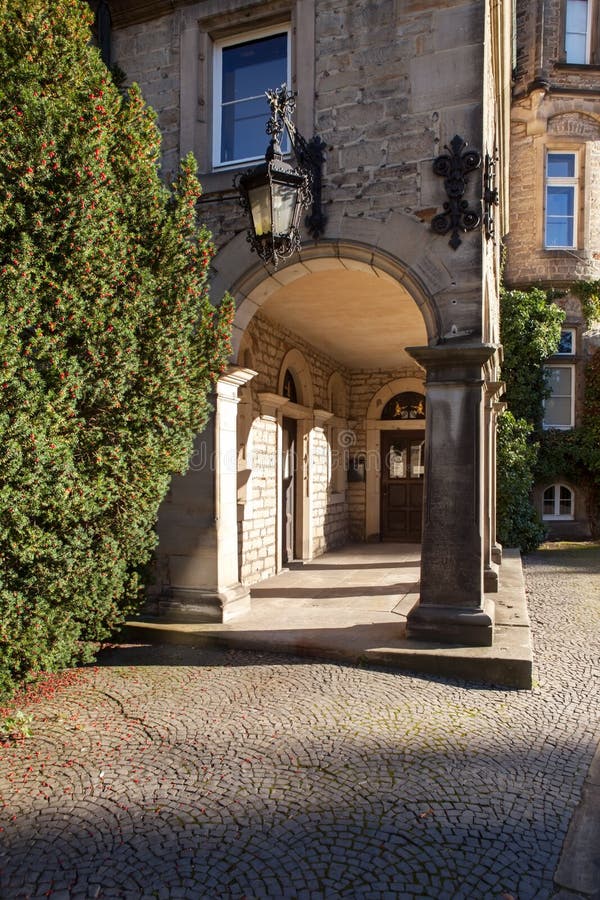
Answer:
[313,408,335,429]
[406,343,499,383]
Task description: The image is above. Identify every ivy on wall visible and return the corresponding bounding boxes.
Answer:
[497,288,564,552]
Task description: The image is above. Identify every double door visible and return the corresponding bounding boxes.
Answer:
[380,431,425,542]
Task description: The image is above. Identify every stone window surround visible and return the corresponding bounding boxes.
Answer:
[181,0,315,194]
[536,139,587,252]
[544,148,579,249]
[212,22,292,169]
[543,363,576,429]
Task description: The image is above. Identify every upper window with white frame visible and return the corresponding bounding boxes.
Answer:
[213,26,291,169]
[565,0,593,63]
[545,152,578,249]
[557,328,576,355]
[543,364,575,429]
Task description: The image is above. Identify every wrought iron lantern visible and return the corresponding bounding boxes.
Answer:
[236,85,326,268]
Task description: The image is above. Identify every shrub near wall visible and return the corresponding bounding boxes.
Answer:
[0,0,233,700]
[497,288,563,551]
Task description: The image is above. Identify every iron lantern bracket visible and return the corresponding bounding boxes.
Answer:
[235,85,327,267]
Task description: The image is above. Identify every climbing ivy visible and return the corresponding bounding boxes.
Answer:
[571,280,600,328]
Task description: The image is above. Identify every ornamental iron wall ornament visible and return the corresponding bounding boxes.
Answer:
[235,85,326,268]
[431,135,482,250]
[483,150,500,241]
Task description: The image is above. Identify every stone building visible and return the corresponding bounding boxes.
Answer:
[506,0,600,539]
[96,0,513,646]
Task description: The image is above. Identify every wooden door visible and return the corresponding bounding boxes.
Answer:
[381,431,425,541]
[282,417,297,563]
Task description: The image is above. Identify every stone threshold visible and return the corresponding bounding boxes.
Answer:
[123,548,533,690]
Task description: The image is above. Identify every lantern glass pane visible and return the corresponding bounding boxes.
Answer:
[248,183,272,237]
[272,182,298,235]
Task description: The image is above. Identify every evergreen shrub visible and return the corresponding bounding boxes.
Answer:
[0,0,233,699]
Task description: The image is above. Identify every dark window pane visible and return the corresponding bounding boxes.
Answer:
[558,330,574,354]
[222,34,287,103]
[221,96,271,163]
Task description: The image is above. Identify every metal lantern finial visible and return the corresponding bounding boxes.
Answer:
[236,85,325,268]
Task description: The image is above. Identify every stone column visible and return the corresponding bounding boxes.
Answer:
[157,366,256,622]
[405,344,497,646]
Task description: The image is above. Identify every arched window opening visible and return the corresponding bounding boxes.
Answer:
[381,392,425,421]
[282,369,298,403]
[543,484,574,520]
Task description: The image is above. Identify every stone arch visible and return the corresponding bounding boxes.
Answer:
[366,376,426,421]
[277,348,314,408]
[209,212,451,355]
[547,111,600,140]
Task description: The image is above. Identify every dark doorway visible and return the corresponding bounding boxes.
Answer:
[282,417,297,563]
[381,431,424,541]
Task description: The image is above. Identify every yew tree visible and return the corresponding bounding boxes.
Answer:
[0,0,233,698]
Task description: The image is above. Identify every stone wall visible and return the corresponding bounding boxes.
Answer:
[112,0,491,346]
[238,311,350,584]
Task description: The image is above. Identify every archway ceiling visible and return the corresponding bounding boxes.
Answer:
[259,268,427,370]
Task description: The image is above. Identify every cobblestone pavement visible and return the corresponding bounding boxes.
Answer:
[1,546,599,900]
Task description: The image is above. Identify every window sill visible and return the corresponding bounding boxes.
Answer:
[542,424,574,431]
[554,63,600,72]
[541,247,578,254]
[542,515,574,521]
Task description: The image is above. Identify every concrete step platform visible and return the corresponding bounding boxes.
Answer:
[124,546,533,689]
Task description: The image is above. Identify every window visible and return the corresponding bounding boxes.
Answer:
[557,328,576,355]
[213,26,290,168]
[545,152,578,249]
[543,484,574,520]
[543,365,574,429]
[565,0,592,63]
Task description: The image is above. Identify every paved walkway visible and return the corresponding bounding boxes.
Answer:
[131,545,532,688]
[0,545,599,899]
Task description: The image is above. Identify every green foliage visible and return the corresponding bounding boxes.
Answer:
[0,0,233,700]
[497,287,564,551]
[496,413,546,553]
[535,350,600,537]
[500,287,564,426]
[571,280,600,328]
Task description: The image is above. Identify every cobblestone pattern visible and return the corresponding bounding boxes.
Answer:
[1,548,599,899]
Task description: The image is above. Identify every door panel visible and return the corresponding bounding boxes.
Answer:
[381,431,424,541]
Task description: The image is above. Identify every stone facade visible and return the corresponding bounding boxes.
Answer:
[105,0,512,646]
[506,0,600,539]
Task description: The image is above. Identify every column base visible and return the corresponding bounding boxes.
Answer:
[406,597,495,647]
[491,543,503,565]
[158,583,251,624]
[484,561,500,592]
